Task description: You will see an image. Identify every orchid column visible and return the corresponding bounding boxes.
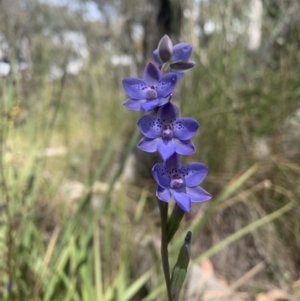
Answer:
[122,35,211,301]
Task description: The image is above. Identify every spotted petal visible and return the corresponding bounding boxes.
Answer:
[186,187,211,202]
[179,163,208,187]
[122,78,148,99]
[137,115,162,139]
[156,73,177,98]
[152,163,170,188]
[173,117,199,140]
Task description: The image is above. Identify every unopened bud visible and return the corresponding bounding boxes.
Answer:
[170,231,192,301]
[158,35,173,63]
[161,62,171,75]
[170,60,195,72]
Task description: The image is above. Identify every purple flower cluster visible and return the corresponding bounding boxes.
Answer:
[122,35,211,212]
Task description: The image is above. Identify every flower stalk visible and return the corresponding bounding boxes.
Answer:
[157,200,172,301]
[167,204,185,243]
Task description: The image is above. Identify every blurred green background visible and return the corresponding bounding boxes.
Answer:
[0,0,300,300]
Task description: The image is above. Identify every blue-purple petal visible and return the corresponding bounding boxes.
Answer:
[122,78,148,99]
[141,99,160,111]
[186,187,211,202]
[156,73,177,98]
[123,98,145,111]
[170,189,191,212]
[138,137,160,153]
[164,153,181,170]
[158,139,176,160]
[173,139,195,156]
[137,115,162,138]
[152,163,170,188]
[173,118,199,140]
[157,102,180,123]
[156,97,170,107]
[142,62,161,85]
[156,186,171,202]
[172,43,192,62]
[180,163,208,187]
[171,70,184,78]
[153,49,162,65]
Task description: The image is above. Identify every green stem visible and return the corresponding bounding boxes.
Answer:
[158,200,172,301]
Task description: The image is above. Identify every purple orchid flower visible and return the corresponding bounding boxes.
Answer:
[122,62,177,112]
[152,153,211,212]
[137,102,198,160]
[153,35,194,77]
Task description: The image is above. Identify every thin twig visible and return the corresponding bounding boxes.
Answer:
[229,261,266,291]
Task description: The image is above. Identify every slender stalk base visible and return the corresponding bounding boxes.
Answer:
[157,200,172,301]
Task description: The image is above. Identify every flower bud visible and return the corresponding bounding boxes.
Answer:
[161,62,171,75]
[170,60,195,72]
[170,231,192,300]
[158,35,173,63]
